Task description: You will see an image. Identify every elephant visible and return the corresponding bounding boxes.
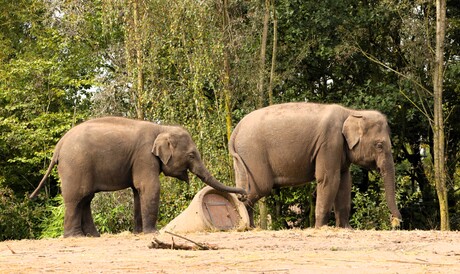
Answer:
[30,117,246,237]
[229,102,402,229]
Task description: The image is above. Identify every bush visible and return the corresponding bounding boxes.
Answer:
[266,185,316,230]
[350,185,392,230]
[39,195,64,238]
[92,189,134,234]
[0,187,45,240]
[39,190,134,237]
[35,179,203,238]
[158,176,202,228]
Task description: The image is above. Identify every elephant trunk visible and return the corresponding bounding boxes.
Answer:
[191,162,247,195]
[379,154,402,223]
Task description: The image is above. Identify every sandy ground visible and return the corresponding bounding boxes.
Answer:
[1,228,460,273]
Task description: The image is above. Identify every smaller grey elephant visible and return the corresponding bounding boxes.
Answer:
[30,117,246,237]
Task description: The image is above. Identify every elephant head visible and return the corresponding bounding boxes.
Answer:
[342,112,402,223]
[152,128,247,196]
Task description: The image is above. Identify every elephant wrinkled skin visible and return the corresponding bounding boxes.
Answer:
[229,102,402,228]
[30,117,246,237]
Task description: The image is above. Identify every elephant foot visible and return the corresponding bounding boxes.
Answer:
[82,226,100,237]
[132,227,158,235]
[314,223,332,229]
[142,228,159,235]
[63,230,85,238]
[243,225,255,231]
[133,225,143,234]
[64,227,100,238]
[84,231,101,237]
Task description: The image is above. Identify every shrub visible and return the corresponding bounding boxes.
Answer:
[92,189,134,234]
[0,187,45,240]
[39,190,134,237]
[39,195,64,238]
[350,185,391,230]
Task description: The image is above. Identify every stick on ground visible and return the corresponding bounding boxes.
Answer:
[148,231,218,251]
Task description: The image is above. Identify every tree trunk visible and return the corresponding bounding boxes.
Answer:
[257,0,270,109]
[433,0,449,230]
[268,0,277,106]
[132,0,144,120]
[257,0,271,230]
[221,0,233,145]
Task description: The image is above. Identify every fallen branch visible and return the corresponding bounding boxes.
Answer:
[148,231,218,251]
[6,245,16,254]
[164,231,215,250]
[148,237,195,250]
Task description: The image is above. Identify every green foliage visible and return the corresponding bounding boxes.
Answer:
[39,195,64,239]
[266,185,315,230]
[0,113,75,194]
[350,185,392,230]
[0,0,459,239]
[39,191,135,237]
[158,176,200,228]
[0,0,94,198]
[92,190,134,234]
[0,187,45,240]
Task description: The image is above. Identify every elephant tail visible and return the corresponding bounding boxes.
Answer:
[29,153,58,199]
[229,128,251,194]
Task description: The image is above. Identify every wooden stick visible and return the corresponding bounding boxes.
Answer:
[6,245,16,254]
[148,231,218,250]
[164,231,212,250]
[149,238,195,250]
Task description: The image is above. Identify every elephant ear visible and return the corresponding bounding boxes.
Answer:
[152,133,176,165]
[342,114,364,150]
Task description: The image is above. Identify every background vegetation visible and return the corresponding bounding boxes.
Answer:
[1,0,459,240]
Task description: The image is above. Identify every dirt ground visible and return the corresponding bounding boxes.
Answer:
[1,228,460,273]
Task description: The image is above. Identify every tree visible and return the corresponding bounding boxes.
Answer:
[1,0,459,238]
[433,0,449,230]
[268,0,278,106]
[126,0,147,119]
[0,0,100,239]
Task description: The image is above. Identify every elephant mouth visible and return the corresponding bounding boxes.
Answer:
[364,158,378,170]
[166,169,189,183]
[176,170,190,183]
[162,165,190,183]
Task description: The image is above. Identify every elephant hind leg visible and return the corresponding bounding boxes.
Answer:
[243,186,272,228]
[63,194,99,238]
[81,194,100,237]
[63,201,84,238]
[243,199,257,228]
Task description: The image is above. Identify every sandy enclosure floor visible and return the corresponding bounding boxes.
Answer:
[1,228,460,273]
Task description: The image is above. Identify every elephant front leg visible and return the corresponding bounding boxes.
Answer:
[136,182,160,234]
[314,170,341,228]
[334,170,352,228]
[132,187,143,234]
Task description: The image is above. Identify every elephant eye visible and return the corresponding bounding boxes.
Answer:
[376,142,384,150]
[187,152,195,159]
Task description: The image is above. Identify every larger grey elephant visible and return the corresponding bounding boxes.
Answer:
[229,102,402,228]
[30,117,246,237]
